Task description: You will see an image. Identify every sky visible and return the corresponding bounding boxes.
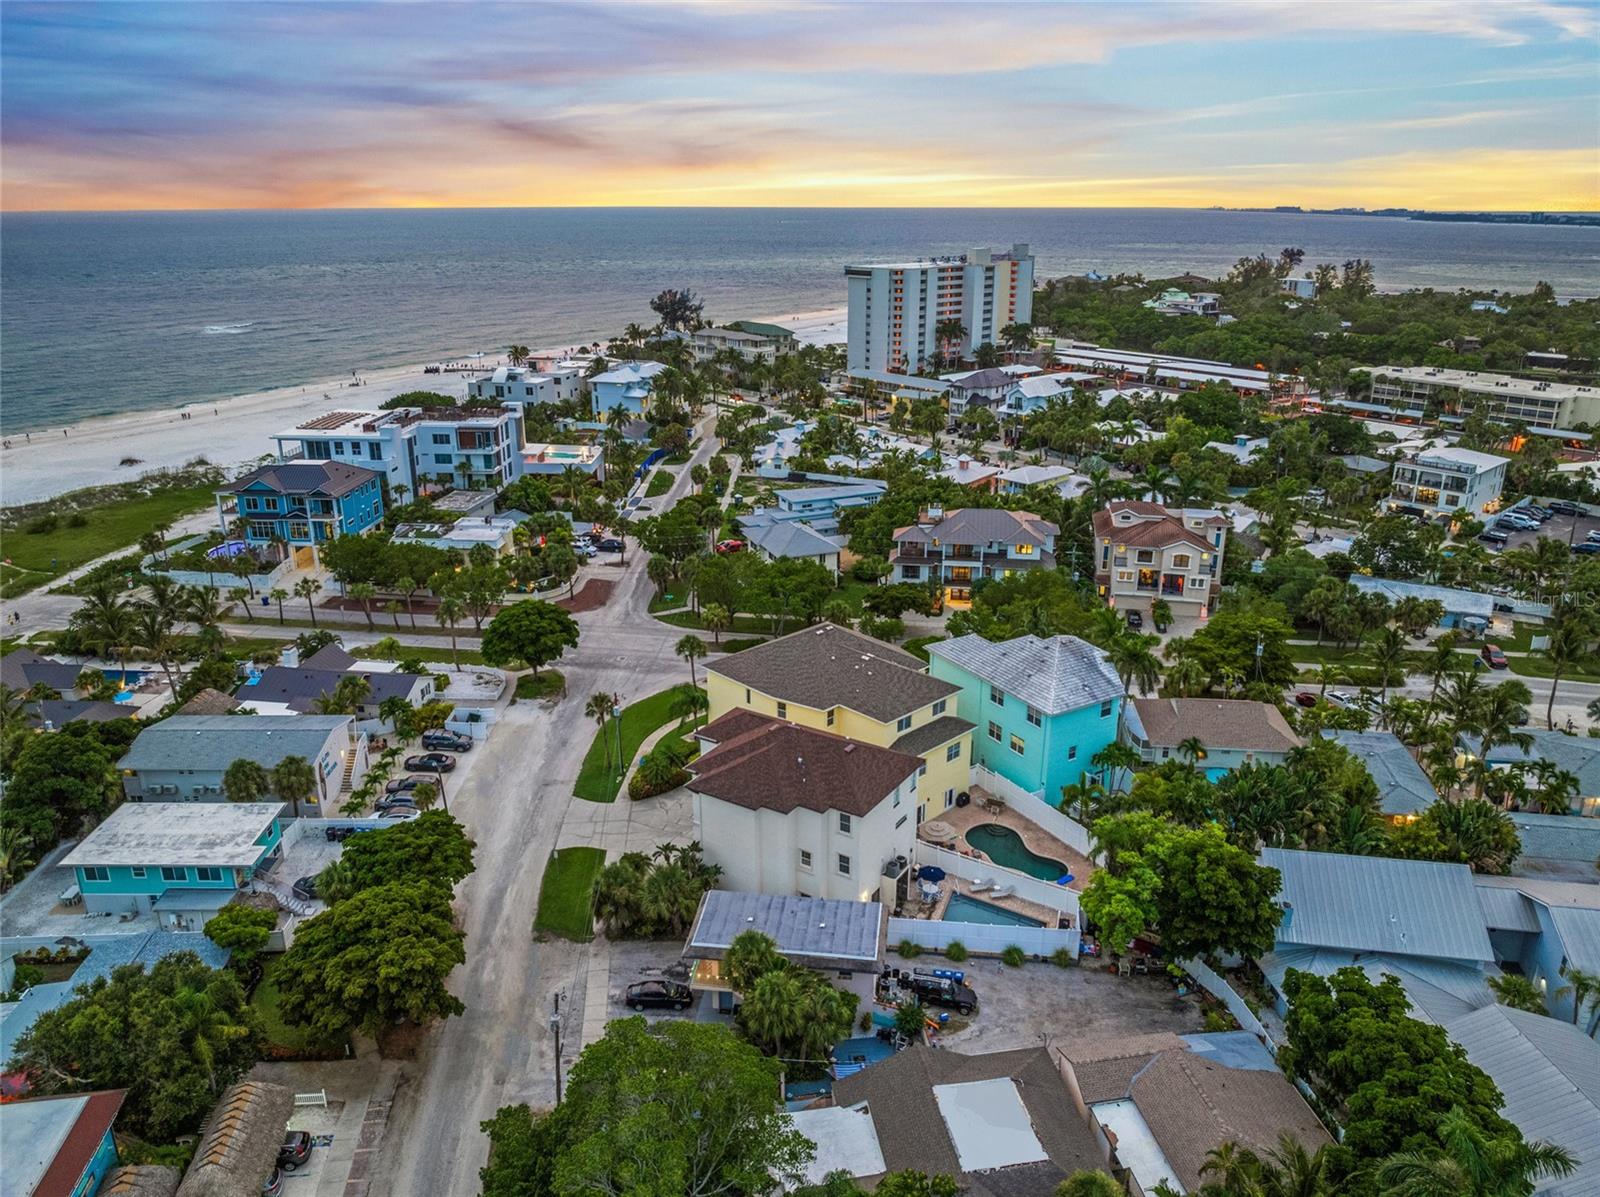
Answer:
[2,0,1597,212]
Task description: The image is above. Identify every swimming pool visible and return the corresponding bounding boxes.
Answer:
[100,669,146,687]
[965,823,1072,882]
[943,893,1044,928]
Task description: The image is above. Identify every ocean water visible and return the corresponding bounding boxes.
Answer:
[3,207,1598,432]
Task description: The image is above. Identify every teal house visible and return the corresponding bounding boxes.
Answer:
[927,634,1124,803]
[60,802,284,931]
[0,1090,127,1197]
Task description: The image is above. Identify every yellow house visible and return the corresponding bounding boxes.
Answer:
[705,623,973,822]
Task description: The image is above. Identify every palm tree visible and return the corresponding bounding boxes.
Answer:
[675,634,707,690]
[1474,682,1534,793]
[1487,973,1548,1014]
[1374,1104,1574,1197]
[1542,613,1594,730]
[1425,632,1461,702]
[71,579,135,678]
[349,582,377,628]
[701,603,730,645]
[508,344,530,366]
[0,825,35,893]
[1162,656,1208,698]
[434,593,465,667]
[1090,741,1140,794]
[293,577,322,626]
[1557,966,1600,1032]
[1060,778,1109,827]
[270,588,290,625]
[132,604,182,700]
[586,692,618,770]
[669,684,708,728]
[1366,625,1409,719]
[223,758,271,803]
[314,674,371,715]
[271,754,318,818]
[1177,736,1208,773]
[1106,631,1163,700]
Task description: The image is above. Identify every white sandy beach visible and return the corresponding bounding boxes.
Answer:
[0,306,846,505]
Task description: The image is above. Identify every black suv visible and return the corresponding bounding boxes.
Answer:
[625,980,693,1011]
[278,1131,313,1171]
[421,731,471,753]
[906,974,978,1016]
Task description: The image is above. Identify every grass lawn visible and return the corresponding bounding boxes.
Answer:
[648,591,689,613]
[515,669,566,700]
[645,469,676,498]
[1507,656,1600,683]
[250,956,338,1052]
[902,634,948,663]
[1,481,219,596]
[573,685,704,803]
[657,609,772,635]
[827,579,876,615]
[533,846,606,942]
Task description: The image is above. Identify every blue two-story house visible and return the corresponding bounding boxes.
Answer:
[590,360,668,416]
[927,633,1123,803]
[888,506,1057,606]
[216,460,384,562]
[60,802,284,932]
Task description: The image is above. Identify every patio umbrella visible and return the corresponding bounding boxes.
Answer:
[916,865,946,882]
[921,820,955,840]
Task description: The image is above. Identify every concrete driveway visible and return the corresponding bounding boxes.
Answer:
[363,419,724,1197]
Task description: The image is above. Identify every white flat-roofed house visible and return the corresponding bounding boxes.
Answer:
[392,514,521,557]
[1388,445,1509,519]
[271,409,417,494]
[685,711,923,903]
[515,442,605,480]
[468,363,586,410]
[60,802,285,925]
[690,326,780,364]
[1370,365,1600,432]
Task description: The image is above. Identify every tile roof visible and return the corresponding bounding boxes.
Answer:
[930,634,1123,715]
[895,508,1057,549]
[686,716,920,817]
[892,714,976,756]
[1091,504,1215,552]
[1446,1005,1600,1197]
[706,623,954,722]
[830,1046,1104,1193]
[684,891,885,971]
[117,715,350,774]
[222,459,380,498]
[1321,730,1440,816]
[1130,698,1301,753]
[1262,847,1495,963]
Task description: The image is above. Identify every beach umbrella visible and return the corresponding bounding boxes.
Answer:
[916,865,946,882]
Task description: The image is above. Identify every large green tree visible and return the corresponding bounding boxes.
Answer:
[203,902,279,967]
[275,882,466,1040]
[10,952,262,1140]
[481,599,581,674]
[1,731,118,855]
[338,810,476,895]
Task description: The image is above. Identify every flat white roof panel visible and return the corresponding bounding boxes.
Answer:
[932,1077,1048,1173]
[1091,1099,1183,1195]
[788,1105,886,1187]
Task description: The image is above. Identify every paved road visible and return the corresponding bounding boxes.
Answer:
[362,426,720,1197]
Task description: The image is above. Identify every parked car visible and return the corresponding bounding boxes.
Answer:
[263,1168,285,1197]
[1324,690,1357,709]
[1572,542,1600,555]
[1587,529,1600,544]
[291,876,318,901]
[1478,531,1509,546]
[405,753,457,773]
[714,539,745,554]
[905,973,978,1016]
[596,538,626,553]
[379,808,420,821]
[1523,505,1552,520]
[1482,643,1508,669]
[421,731,472,752]
[279,1132,313,1172]
[385,776,425,795]
[1294,691,1319,708]
[1125,610,1144,630]
[375,795,418,813]
[1548,500,1581,516]
[625,980,693,1011]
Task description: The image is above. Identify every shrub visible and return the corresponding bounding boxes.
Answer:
[65,512,89,528]
[1000,945,1026,968]
[627,767,689,800]
[894,1000,928,1039]
[23,514,58,534]
[943,940,969,963]
[859,1011,873,1032]
[1051,947,1077,968]
[896,940,923,958]
[1202,1008,1237,1033]
[12,963,44,989]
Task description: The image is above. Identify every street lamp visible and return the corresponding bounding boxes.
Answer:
[549,992,564,1104]
[611,704,623,779]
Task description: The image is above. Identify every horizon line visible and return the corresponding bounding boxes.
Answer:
[5,202,1599,216]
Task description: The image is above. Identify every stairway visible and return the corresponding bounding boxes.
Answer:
[249,877,315,918]
[340,753,357,793]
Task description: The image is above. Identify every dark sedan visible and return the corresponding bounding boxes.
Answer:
[278,1131,313,1171]
[291,875,318,901]
[625,980,693,1011]
[385,776,425,795]
[405,753,457,773]
[375,794,418,813]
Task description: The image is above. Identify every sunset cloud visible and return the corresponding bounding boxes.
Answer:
[1,1,1595,211]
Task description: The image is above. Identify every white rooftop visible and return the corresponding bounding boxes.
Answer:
[787,1106,887,1188]
[1408,445,1511,471]
[1377,364,1600,403]
[1,1094,92,1197]
[61,802,281,869]
[932,1077,1048,1173]
[1090,1099,1180,1195]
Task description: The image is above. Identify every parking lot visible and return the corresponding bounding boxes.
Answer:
[1487,506,1600,554]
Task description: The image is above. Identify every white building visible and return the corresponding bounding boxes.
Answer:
[467,363,586,410]
[272,409,415,494]
[846,244,1034,373]
[686,711,922,903]
[514,442,605,480]
[1370,365,1600,432]
[1388,445,1510,519]
[690,326,780,364]
[1281,278,1318,300]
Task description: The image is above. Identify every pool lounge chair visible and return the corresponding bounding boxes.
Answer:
[990,884,1014,899]
[968,877,992,892]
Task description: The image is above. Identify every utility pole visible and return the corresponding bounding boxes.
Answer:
[549,992,564,1104]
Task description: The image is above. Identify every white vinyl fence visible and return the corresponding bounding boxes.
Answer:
[1183,956,1278,1047]
[914,842,1081,919]
[889,917,1080,959]
[973,765,1098,860]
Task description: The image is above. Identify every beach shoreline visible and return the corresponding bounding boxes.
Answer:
[0,306,847,506]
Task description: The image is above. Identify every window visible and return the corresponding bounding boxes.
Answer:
[1116,570,1133,583]
[1013,543,1035,555]
[989,685,1004,706]
[196,866,224,883]
[1172,553,1191,569]
[1026,705,1042,727]
[838,813,852,834]
[130,866,146,878]
[1136,550,1154,564]
[826,707,835,727]
[901,565,921,581]
[894,786,901,807]
[896,714,913,733]
[367,443,383,461]
[160,866,188,882]
[1100,700,1114,717]
[837,854,851,876]
[81,866,109,882]
[432,433,450,445]
[433,453,452,465]
[799,849,813,870]
[1009,733,1025,755]
[947,742,962,761]
[1067,745,1078,760]
[932,699,947,717]
[745,688,751,703]
[895,815,908,829]
[776,702,788,719]
[1193,578,1207,589]
[988,721,1002,742]
[944,787,955,806]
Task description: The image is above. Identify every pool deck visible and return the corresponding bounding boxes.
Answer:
[918,792,1097,893]
[931,880,1060,928]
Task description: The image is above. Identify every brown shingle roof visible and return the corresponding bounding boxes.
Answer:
[1059,1032,1188,1102]
[706,623,955,722]
[831,1046,1105,1192]
[892,714,976,757]
[1091,505,1213,552]
[26,1090,127,1197]
[686,716,920,816]
[1130,698,1301,754]
[696,707,782,745]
